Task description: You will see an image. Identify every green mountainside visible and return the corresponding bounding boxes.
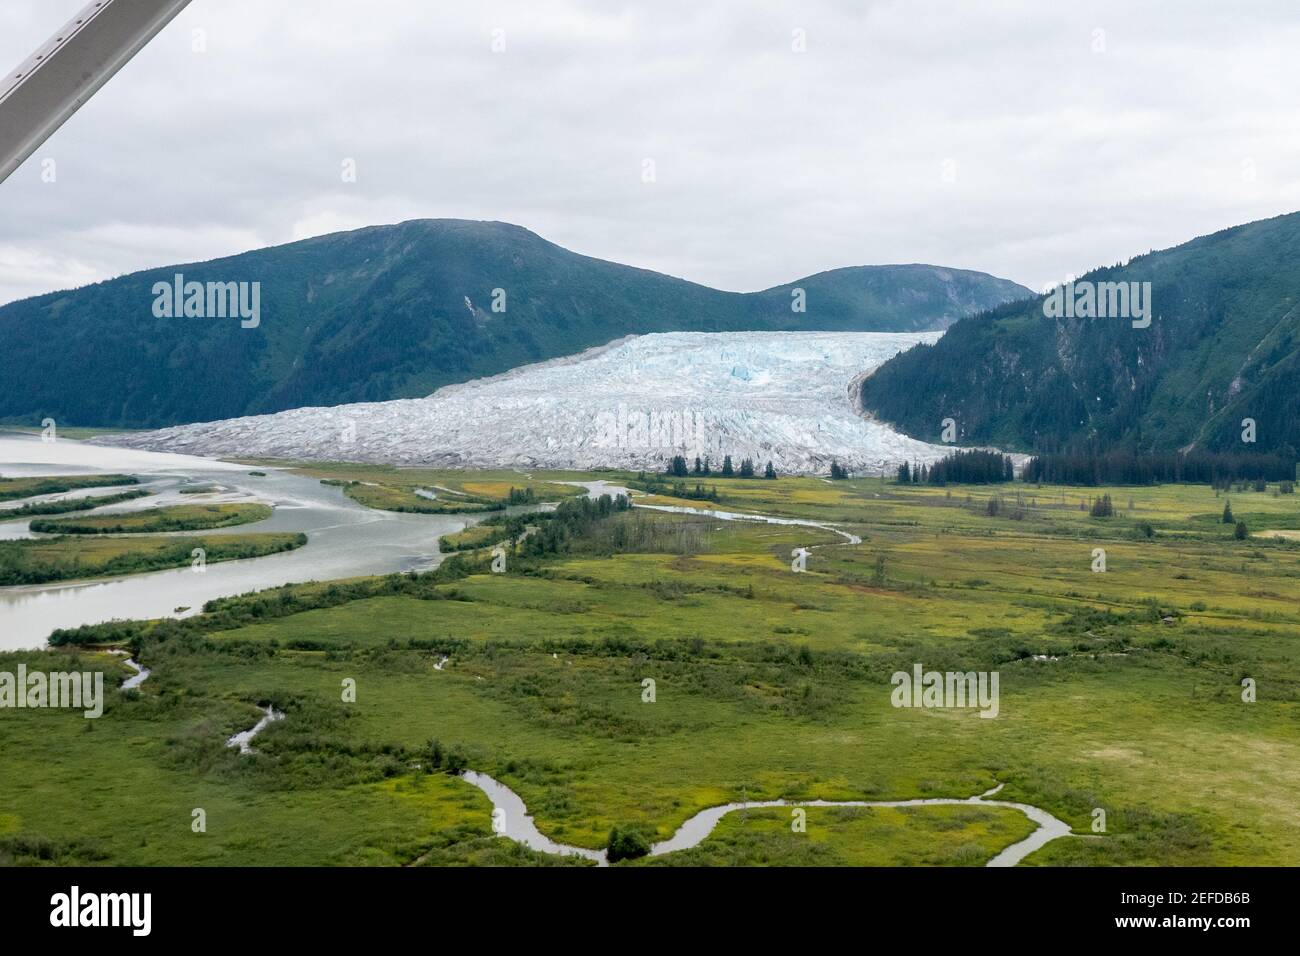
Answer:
[0,219,1028,428]
[861,212,1300,456]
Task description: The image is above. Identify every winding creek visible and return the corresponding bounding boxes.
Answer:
[120,658,151,691]
[3,449,863,650]
[12,444,1073,864]
[461,772,1072,866]
[115,651,280,756]
[559,479,863,544]
[463,486,1067,863]
[226,706,285,755]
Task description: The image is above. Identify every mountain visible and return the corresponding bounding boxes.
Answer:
[99,330,957,475]
[0,219,1030,429]
[860,212,1300,457]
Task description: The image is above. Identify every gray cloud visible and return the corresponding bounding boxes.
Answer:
[2,0,1298,306]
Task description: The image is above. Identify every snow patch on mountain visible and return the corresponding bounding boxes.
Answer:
[99,331,961,475]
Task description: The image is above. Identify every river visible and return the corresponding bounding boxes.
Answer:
[4,447,1073,864]
[0,433,479,650]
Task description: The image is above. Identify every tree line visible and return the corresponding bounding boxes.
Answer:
[665,455,777,479]
[1023,448,1296,485]
[898,450,1013,485]
[892,447,1296,487]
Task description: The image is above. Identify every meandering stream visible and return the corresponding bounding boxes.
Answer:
[226,705,285,754]
[120,658,151,691]
[26,461,1069,865]
[560,480,862,544]
[457,772,1072,867]
[464,483,1068,864]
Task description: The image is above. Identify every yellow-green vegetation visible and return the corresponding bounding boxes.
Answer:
[30,502,272,535]
[3,489,152,518]
[3,474,1297,866]
[0,474,138,502]
[636,805,1036,866]
[0,531,305,585]
[0,650,576,867]
[279,461,583,514]
[438,524,509,552]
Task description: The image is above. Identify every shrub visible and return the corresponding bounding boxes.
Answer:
[424,738,445,772]
[444,745,469,775]
[606,825,651,862]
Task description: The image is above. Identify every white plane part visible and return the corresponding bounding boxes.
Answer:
[0,0,193,184]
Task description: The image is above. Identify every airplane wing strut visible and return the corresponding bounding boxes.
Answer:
[0,0,193,185]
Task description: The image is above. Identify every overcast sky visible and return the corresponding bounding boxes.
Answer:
[2,0,1299,306]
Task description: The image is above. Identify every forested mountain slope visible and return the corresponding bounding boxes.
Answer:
[861,212,1300,457]
[0,219,1029,428]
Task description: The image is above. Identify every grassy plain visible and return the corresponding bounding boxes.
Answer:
[1,474,1297,866]
[635,804,1035,866]
[30,503,272,535]
[275,461,584,514]
[2,489,153,518]
[0,532,305,585]
[438,524,510,552]
[0,474,138,502]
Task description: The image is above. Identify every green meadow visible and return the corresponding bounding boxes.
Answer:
[1,473,1296,866]
[438,524,510,552]
[0,531,305,586]
[3,489,153,518]
[0,474,138,502]
[281,461,584,514]
[30,502,272,535]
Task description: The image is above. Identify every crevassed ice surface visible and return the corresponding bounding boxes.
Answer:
[101,331,952,475]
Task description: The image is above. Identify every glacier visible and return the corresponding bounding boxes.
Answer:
[98,331,966,475]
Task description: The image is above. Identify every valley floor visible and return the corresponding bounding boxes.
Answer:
[1,472,1298,866]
